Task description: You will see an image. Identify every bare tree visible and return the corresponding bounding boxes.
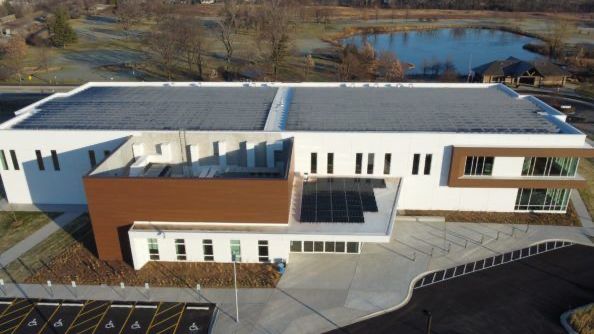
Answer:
[115,0,143,31]
[1,35,28,82]
[218,0,240,64]
[175,19,208,79]
[377,51,404,81]
[547,21,572,60]
[147,18,178,80]
[304,53,315,81]
[258,0,294,80]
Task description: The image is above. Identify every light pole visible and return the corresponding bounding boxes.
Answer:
[233,260,239,323]
[423,309,432,334]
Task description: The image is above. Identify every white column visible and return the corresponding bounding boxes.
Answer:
[246,142,256,168]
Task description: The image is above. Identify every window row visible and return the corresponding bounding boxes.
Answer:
[310,153,431,176]
[289,240,360,254]
[514,188,571,212]
[521,157,578,177]
[0,149,112,172]
[464,156,494,176]
[147,238,270,263]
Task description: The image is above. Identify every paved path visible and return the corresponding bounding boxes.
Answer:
[329,244,594,334]
[571,191,594,230]
[0,210,84,266]
[0,218,591,334]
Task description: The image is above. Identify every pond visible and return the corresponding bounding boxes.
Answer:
[342,28,542,75]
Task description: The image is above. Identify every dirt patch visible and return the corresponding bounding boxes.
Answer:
[402,202,580,226]
[10,215,280,288]
[25,242,281,288]
[571,304,594,334]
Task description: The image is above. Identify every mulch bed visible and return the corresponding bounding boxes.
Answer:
[25,242,281,289]
[402,202,581,226]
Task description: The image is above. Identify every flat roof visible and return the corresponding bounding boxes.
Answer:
[285,86,558,133]
[12,86,277,131]
[6,82,563,134]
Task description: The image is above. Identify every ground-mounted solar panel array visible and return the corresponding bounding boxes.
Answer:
[14,86,277,131]
[285,86,560,133]
[300,178,386,223]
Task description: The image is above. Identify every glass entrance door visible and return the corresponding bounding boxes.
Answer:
[230,240,241,262]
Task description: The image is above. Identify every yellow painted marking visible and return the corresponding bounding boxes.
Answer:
[154,304,180,317]
[165,307,185,334]
[0,300,16,319]
[4,303,34,334]
[90,302,112,334]
[65,300,91,334]
[144,303,162,334]
[117,303,136,334]
[77,302,109,318]
[155,323,177,334]
[36,304,61,334]
[69,312,105,329]
[1,303,34,319]
[149,310,182,330]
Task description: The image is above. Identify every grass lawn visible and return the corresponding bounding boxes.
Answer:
[571,304,594,334]
[0,211,60,254]
[578,158,594,219]
[1,214,281,288]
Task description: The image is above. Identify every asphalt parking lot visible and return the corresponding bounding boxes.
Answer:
[0,298,215,334]
[328,244,594,334]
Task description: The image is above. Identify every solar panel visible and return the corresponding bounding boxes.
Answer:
[14,86,277,131]
[300,177,385,224]
[285,86,559,133]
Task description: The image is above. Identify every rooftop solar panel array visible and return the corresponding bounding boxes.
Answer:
[300,178,386,224]
[285,86,559,133]
[13,86,277,130]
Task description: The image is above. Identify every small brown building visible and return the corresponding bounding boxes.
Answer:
[472,57,569,87]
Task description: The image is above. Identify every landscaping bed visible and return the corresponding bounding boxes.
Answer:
[570,304,594,334]
[1,214,280,288]
[0,211,61,253]
[402,202,580,226]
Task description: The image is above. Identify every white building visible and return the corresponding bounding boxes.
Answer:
[0,82,591,269]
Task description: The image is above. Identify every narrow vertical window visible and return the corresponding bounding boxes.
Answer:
[88,150,97,168]
[412,154,420,175]
[355,153,363,174]
[327,153,334,174]
[103,150,111,159]
[0,150,7,170]
[148,238,159,260]
[9,150,19,170]
[203,239,214,261]
[230,240,241,262]
[367,153,374,174]
[310,153,317,174]
[424,154,432,175]
[50,150,60,171]
[383,153,391,175]
[258,240,269,262]
[35,150,45,171]
[175,239,186,261]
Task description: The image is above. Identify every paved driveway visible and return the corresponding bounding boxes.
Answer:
[328,244,594,334]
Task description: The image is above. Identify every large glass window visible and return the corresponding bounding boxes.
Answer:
[521,157,579,177]
[148,238,159,260]
[514,188,571,212]
[289,241,360,254]
[230,240,241,262]
[355,153,363,174]
[258,240,269,262]
[290,241,302,252]
[464,156,494,176]
[203,239,214,261]
[175,239,186,261]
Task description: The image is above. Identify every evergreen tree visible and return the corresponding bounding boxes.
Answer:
[48,8,77,48]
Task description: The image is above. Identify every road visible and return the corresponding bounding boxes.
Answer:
[328,244,594,334]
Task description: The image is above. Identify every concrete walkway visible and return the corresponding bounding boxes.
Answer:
[0,218,592,334]
[571,191,594,230]
[0,210,85,266]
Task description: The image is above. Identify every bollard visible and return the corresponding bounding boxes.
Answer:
[71,281,77,299]
[480,235,484,244]
[0,279,4,296]
[412,252,416,262]
[47,280,53,298]
[144,283,150,301]
[464,239,468,248]
[496,231,500,240]
[196,284,201,302]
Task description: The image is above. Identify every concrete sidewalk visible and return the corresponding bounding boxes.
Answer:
[0,218,591,334]
[0,210,85,266]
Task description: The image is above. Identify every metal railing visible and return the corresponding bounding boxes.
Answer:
[414,240,573,290]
